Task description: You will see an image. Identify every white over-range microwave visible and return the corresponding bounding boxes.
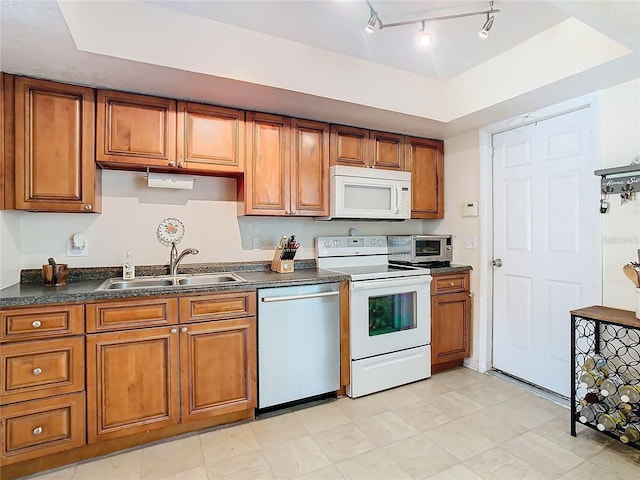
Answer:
[317,165,411,220]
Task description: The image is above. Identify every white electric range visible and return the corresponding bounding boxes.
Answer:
[316,235,432,397]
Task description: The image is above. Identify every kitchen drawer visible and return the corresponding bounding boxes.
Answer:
[1,305,83,342]
[0,392,86,466]
[179,291,256,324]
[431,272,469,295]
[0,337,84,405]
[86,297,178,332]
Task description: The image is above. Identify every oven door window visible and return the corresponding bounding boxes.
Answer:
[414,239,441,258]
[368,292,416,336]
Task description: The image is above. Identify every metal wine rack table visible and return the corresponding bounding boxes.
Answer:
[571,305,640,448]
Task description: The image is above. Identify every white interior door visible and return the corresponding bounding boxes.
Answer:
[492,107,600,397]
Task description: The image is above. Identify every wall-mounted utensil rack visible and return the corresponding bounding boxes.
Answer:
[594,164,640,195]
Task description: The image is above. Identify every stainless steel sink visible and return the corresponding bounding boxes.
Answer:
[96,272,247,291]
[105,278,175,289]
[177,274,245,286]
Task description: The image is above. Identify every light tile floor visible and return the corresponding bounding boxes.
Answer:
[24,368,640,480]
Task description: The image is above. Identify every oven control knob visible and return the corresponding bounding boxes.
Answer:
[370,239,376,245]
[378,239,384,246]
[324,240,331,248]
[333,239,340,246]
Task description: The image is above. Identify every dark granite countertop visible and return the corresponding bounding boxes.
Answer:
[0,261,349,308]
[429,264,473,275]
[1,261,473,308]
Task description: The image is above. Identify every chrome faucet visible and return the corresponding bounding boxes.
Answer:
[169,243,199,276]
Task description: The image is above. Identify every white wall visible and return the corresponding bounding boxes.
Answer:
[0,169,425,288]
[599,78,640,310]
[436,78,640,370]
[428,131,482,368]
[0,210,21,287]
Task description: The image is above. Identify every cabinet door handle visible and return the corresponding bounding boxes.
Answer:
[181,327,188,333]
[33,427,43,436]
[170,328,178,334]
[31,320,42,328]
[84,204,92,210]
[178,162,185,168]
[32,368,42,376]
[449,282,455,286]
[168,161,176,167]
[291,210,296,215]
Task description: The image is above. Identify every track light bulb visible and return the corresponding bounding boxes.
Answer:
[364,13,377,33]
[418,21,431,46]
[478,14,494,39]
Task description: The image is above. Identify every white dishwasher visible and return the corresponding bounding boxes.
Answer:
[257,282,341,410]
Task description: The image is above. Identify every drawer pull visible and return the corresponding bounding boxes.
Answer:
[32,368,42,376]
[449,282,455,286]
[33,426,43,435]
[31,320,42,328]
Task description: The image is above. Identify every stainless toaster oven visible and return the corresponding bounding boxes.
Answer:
[387,234,453,265]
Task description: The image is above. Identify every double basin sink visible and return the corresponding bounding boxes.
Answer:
[95,272,247,291]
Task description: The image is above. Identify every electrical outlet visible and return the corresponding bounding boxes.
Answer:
[464,236,476,249]
[252,236,262,251]
[66,239,88,257]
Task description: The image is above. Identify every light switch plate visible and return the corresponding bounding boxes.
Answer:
[464,236,477,249]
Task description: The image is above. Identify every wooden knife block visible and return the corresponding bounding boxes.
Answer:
[271,247,295,273]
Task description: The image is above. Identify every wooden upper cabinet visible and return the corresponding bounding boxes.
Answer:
[14,77,100,213]
[330,125,369,168]
[405,136,444,219]
[177,102,244,175]
[290,118,329,216]
[371,131,404,170]
[241,112,290,215]
[96,90,177,168]
[331,125,404,170]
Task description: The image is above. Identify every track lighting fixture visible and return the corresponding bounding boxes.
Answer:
[364,6,378,33]
[418,21,431,47]
[364,0,499,43]
[478,13,494,39]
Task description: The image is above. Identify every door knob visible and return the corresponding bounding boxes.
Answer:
[492,258,503,267]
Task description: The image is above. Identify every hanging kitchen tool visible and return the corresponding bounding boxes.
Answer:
[623,264,640,288]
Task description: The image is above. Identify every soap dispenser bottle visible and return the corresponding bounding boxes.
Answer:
[123,250,135,279]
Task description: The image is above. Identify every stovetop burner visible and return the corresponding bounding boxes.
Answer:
[315,236,431,281]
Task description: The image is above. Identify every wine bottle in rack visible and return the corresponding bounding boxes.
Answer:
[581,354,607,372]
[600,374,627,397]
[596,410,629,432]
[583,391,605,404]
[578,403,608,423]
[619,385,640,404]
[578,370,606,388]
[620,423,640,444]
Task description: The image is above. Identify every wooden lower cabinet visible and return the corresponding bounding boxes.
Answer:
[0,392,86,466]
[431,271,472,373]
[86,326,181,443]
[85,293,257,443]
[180,318,256,422]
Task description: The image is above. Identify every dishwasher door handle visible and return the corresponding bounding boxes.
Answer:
[260,291,339,303]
